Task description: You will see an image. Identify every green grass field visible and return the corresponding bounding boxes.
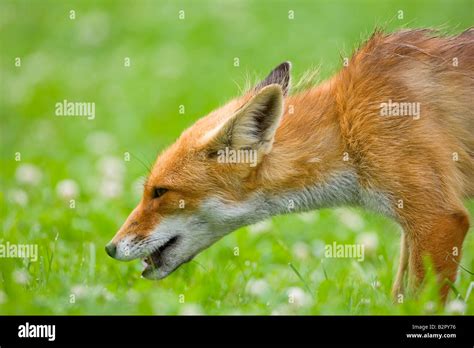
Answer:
[1,0,473,315]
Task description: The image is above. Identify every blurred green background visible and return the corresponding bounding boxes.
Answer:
[0,0,473,315]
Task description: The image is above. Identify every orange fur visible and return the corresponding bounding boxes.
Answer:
[109,29,473,298]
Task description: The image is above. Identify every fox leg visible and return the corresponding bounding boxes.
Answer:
[392,232,409,301]
[406,210,469,302]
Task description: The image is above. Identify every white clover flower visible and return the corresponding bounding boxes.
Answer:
[246,278,270,297]
[336,208,365,230]
[356,232,379,254]
[13,269,30,285]
[292,241,310,260]
[271,305,291,315]
[180,304,203,315]
[15,164,42,185]
[73,285,114,301]
[71,285,89,300]
[85,131,117,155]
[287,287,311,307]
[8,189,28,206]
[100,179,123,199]
[56,179,79,200]
[248,220,272,234]
[446,299,466,314]
[97,156,125,180]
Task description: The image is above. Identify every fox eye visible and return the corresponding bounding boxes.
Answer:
[152,187,168,199]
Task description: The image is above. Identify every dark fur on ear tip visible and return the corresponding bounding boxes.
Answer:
[255,61,292,96]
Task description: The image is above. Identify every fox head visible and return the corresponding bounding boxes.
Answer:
[106,62,293,280]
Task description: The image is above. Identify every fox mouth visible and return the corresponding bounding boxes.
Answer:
[141,235,179,279]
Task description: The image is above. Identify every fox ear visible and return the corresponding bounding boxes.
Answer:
[255,61,291,96]
[209,84,284,156]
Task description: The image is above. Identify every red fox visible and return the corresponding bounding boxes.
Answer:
[106,29,473,300]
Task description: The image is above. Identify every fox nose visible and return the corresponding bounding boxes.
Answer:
[105,242,117,258]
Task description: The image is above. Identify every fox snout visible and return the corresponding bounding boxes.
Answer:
[105,233,142,261]
[104,242,117,258]
[105,204,153,260]
[105,216,146,261]
[104,232,141,261]
[106,200,219,280]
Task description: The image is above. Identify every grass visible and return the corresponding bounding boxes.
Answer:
[0,0,473,315]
